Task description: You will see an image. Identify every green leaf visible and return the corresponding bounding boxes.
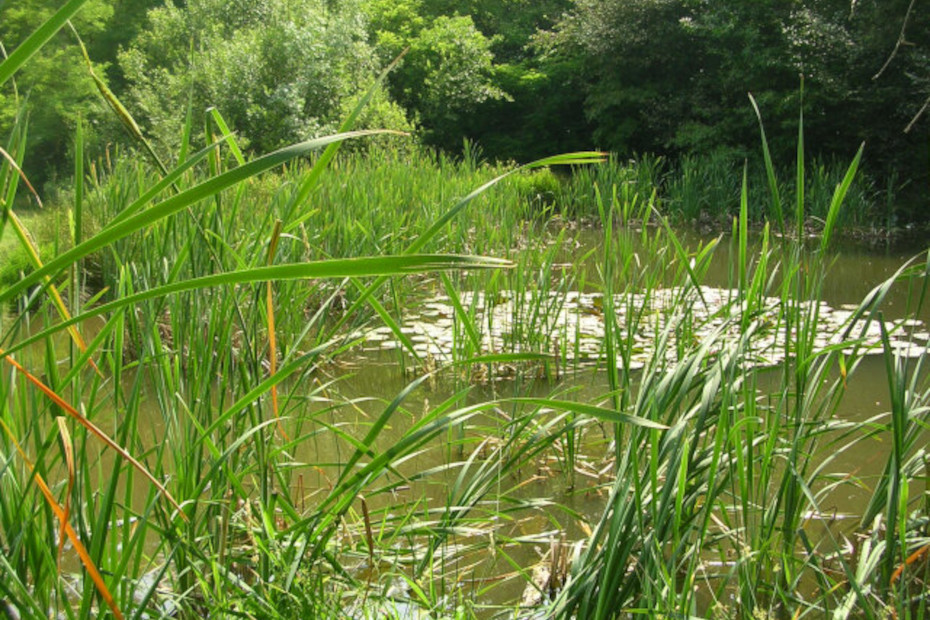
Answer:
[0,0,90,86]
[0,131,391,304]
[504,397,668,430]
[3,254,513,357]
[820,144,864,254]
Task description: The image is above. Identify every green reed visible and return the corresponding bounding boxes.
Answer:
[1,13,602,617]
[3,120,928,618]
[2,8,929,618]
[539,100,929,619]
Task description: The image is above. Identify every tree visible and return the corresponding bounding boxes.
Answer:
[86,0,164,92]
[119,0,408,155]
[546,0,929,195]
[0,0,114,182]
[421,0,572,61]
[549,0,704,153]
[842,0,930,183]
[366,0,505,150]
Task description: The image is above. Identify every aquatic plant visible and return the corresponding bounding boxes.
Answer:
[1,6,928,619]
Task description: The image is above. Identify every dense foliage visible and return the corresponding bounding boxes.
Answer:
[1,0,927,215]
[545,1,929,174]
[118,0,411,153]
[3,2,930,619]
[0,0,114,176]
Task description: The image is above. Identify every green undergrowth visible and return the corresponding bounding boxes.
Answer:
[0,205,69,288]
[557,150,888,230]
[4,129,928,617]
[2,8,929,619]
[3,138,895,299]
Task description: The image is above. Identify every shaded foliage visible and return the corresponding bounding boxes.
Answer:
[545,0,930,213]
[119,0,409,154]
[0,0,114,182]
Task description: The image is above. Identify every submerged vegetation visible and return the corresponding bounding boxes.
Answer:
[2,2,930,620]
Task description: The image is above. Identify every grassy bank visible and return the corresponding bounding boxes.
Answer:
[2,10,929,617]
[555,150,894,231]
[2,127,929,618]
[5,140,899,294]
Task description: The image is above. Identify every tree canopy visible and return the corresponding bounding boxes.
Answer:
[1,0,927,210]
[118,0,408,153]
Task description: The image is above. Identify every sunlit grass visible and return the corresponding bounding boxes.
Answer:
[1,7,929,619]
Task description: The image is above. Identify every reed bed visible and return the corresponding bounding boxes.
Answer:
[2,8,929,619]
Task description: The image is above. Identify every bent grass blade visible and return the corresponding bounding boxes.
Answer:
[0,349,184,519]
[55,417,75,571]
[4,255,513,359]
[0,0,90,86]
[0,418,124,620]
[69,23,170,176]
[0,147,97,370]
[265,220,287,440]
[502,397,668,430]
[1,131,398,305]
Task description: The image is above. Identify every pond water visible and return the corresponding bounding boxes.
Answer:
[4,225,929,616]
[336,228,930,611]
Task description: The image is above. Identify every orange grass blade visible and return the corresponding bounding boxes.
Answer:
[0,145,41,199]
[55,416,75,570]
[1,349,186,519]
[890,542,930,585]
[265,220,288,440]
[0,418,124,620]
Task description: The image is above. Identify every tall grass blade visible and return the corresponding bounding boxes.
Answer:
[820,143,864,253]
[72,118,84,312]
[750,93,785,232]
[0,0,89,86]
[265,219,287,439]
[209,107,246,166]
[796,89,805,239]
[738,164,749,296]
[0,419,124,620]
[441,272,482,352]
[0,109,28,231]
[5,255,513,357]
[54,417,74,570]
[287,49,409,228]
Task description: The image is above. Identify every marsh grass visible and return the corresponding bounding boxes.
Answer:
[3,133,929,619]
[539,103,930,620]
[2,9,929,619]
[552,148,882,229]
[2,40,610,620]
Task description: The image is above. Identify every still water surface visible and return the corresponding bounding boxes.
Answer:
[6,227,929,614]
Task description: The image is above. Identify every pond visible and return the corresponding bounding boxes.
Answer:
[3,223,928,617]
[336,226,930,612]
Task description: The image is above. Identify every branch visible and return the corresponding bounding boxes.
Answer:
[873,0,917,81]
[904,93,930,133]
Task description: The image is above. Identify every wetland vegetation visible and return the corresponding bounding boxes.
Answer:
[2,1,930,619]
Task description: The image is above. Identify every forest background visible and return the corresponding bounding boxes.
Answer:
[3,3,930,618]
[1,0,928,220]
